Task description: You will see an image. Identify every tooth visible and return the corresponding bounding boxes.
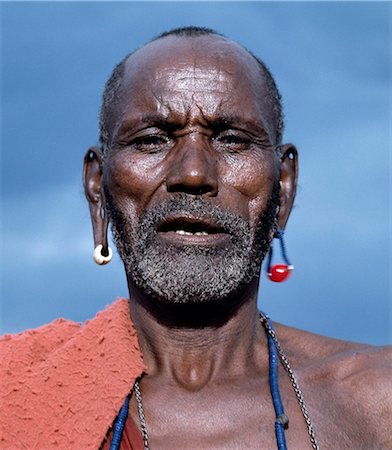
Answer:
[175,229,194,235]
[175,229,210,236]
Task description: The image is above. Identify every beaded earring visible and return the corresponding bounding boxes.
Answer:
[266,230,293,282]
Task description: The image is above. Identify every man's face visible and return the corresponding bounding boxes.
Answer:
[103,36,282,305]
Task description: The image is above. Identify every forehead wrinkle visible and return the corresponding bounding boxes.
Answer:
[153,91,189,122]
[155,67,230,96]
[149,80,225,125]
[151,89,174,117]
[151,71,244,124]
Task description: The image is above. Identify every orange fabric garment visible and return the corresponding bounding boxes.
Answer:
[0,298,146,449]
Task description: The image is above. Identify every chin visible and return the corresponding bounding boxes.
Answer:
[129,264,259,328]
[128,248,262,306]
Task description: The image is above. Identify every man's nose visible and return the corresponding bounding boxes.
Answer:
[165,137,219,197]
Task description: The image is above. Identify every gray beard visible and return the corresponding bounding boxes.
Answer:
[106,190,279,306]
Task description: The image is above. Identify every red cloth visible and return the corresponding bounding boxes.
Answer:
[0,298,146,449]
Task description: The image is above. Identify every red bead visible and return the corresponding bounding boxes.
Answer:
[268,264,293,282]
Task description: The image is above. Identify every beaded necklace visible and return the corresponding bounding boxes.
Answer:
[110,314,319,450]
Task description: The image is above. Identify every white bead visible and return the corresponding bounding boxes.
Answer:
[93,244,113,265]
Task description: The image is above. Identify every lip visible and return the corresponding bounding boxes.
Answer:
[156,215,230,247]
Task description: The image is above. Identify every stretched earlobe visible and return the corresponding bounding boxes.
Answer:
[100,202,111,260]
[276,144,298,231]
[83,147,112,264]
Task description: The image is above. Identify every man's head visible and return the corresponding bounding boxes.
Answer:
[83,27,297,309]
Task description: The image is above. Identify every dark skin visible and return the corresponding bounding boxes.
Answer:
[84,35,392,449]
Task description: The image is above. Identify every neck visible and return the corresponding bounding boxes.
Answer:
[128,280,269,390]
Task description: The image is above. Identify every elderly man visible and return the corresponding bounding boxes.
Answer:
[1,27,391,450]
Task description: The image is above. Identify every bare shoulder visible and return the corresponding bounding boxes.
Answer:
[275,323,392,448]
[274,322,391,367]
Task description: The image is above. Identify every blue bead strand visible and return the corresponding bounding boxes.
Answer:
[266,316,288,450]
[277,230,291,266]
[266,243,274,275]
[266,229,292,275]
[110,394,130,450]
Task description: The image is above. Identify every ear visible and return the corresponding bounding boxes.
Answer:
[277,144,298,230]
[83,146,109,251]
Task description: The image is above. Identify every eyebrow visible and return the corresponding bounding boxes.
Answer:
[141,114,180,130]
[116,114,180,136]
[205,115,266,132]
[116,112,270,140]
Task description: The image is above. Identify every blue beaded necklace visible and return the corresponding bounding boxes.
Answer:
[110,314,318,450]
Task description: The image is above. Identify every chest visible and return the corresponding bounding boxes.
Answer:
[125,377,318,450]
[120,375,376,450]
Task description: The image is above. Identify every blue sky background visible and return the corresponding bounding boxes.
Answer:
[1,2,391,345]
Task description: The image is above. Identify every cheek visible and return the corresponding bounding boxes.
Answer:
[105,152,165,211]
[221,155,278,219]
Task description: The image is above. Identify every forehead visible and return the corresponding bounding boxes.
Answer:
[117,36,271,131]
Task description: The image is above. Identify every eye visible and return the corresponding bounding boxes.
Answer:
[213,132,253,152]
[220,135,250,145]
[131,134,173,153]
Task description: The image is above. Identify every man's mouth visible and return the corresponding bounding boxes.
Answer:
[156,216,230,246]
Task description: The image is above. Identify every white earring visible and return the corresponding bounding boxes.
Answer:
[93,244,113,265]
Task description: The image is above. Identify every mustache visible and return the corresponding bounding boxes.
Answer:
[137,194,250,238]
